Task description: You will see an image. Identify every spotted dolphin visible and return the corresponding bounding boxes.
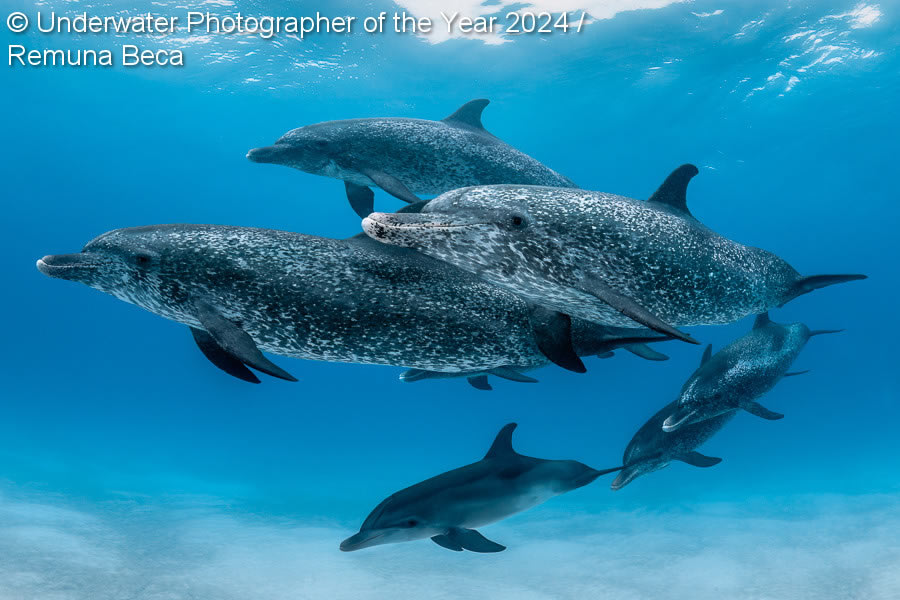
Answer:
[363,165,866,362]
[611,401,734,490]
[341,423,622,553]
[662,313,842,432]
[246,99,576,217]
[36,225,670,384]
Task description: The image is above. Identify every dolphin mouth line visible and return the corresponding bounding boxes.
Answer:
[36,256,105,277]
[662,410,696,432]
[340,530,385,552]
[364,216,491,232]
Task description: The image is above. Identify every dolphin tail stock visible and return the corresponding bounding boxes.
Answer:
[782,273,867,305]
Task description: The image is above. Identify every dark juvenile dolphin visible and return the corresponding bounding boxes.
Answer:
[36,225,669,384]
[662,313,842,432]
[246,99,576,217]
[341,423,621,553]
[611,401,734,490]
[362,165,866,356]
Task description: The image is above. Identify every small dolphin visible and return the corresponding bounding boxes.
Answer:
[36,225,670,383]
[341,423,621,553]
[362,165,866,355]
[662,313,842,432]
[611,402,734,490]
[247,99,576,217]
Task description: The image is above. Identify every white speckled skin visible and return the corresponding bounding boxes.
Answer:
[37,225,663,373]
[253,118,576,193]
[364,185,803,328]
[672,320,815,426]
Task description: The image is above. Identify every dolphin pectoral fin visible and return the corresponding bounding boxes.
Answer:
[647,164,699,217]
[446,528,506,553]
[360,169,421,204]
[467,375,493,391]
[431,535,464,551]
[577,275,699,345]
[344,182,375,218]
[675,451,722,468]
[487,367,538,384]
[190,327,261,384]
[743,401,784,421]
[784,370,810,377]
[527,305,586,374]
[625,344,670,362]
[194,300,298,382]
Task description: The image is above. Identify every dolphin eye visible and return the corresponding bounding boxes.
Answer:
[509,214,528,229]
[405,519,418,527]
[134,253,154,267]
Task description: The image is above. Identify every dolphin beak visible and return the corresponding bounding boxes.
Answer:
[610,468,638,491]
[662,408,697,433]
[339,530,386,552]
[246,144,285,164]
[36,253,101,281]
[362,212,484,247]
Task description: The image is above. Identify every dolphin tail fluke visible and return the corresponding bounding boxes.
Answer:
[784,370,810,377]
[809,328,844,337]
[784,274,867,305]
[433,528,506,553]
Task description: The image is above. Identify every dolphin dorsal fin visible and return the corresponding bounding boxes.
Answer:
[753,312,772,330]
[700,344,713,366]
[648,164,700,217]
[443,99,490,131]
[484,423,517,459]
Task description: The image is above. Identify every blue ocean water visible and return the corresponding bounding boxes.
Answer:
[1,0,898,598]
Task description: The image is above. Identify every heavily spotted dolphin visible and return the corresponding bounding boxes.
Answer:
[662,313,842,432]
[36,225,669,384]
[341,423,622,553]
[363,165,866,355]
[246,99,576,217]
[611,400,734,490]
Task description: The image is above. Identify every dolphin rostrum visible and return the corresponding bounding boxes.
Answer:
[362,165,866,357]
[340,423,622,553]
[246,99,576,217]
[662,312,842,432]
[36,225,670,384]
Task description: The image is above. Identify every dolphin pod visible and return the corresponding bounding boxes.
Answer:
[36,98,868,553]
[36,224,670,385]
[662,312,842,432]
[247,99,576,217]
[362,165,865,363]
